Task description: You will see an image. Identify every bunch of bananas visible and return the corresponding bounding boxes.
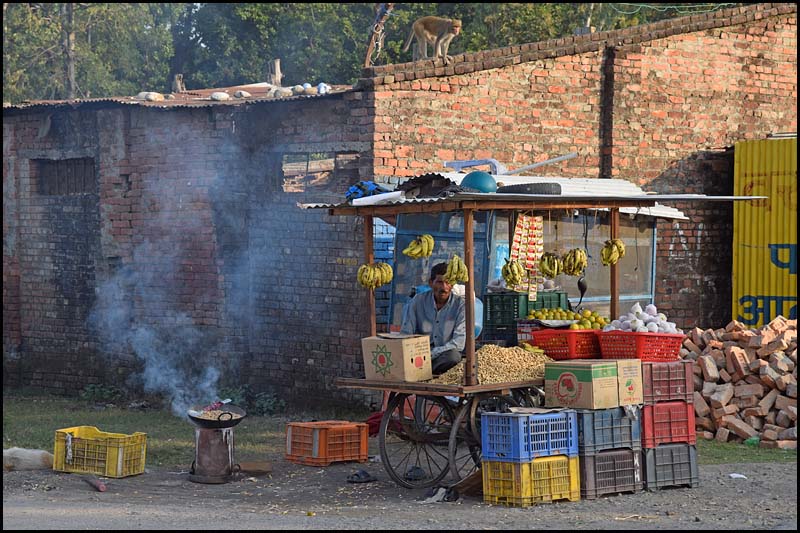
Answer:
[561,248,588,276]
[402,234,434,259]
[445,255,469,284]
[501,258,526,287]
[539,252,562,278]
[600,239,626,266]
[357,262,393,290]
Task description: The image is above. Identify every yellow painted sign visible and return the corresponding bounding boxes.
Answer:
[732,138,797,327]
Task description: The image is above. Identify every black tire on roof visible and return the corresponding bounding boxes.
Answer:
[496,183,562,195]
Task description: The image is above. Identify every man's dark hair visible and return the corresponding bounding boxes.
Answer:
[430,262,448,281]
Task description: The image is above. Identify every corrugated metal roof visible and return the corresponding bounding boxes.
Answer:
[3,82,356,111]
[441,172,687,220]
[301,173,696,220]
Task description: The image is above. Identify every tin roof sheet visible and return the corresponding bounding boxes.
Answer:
[3,82,355,112]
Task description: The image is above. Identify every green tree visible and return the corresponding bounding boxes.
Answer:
[3,2,186,103]
[4,3,746,104]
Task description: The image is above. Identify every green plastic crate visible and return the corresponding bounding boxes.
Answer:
[528,291,569,311]
[483,293,529,326]
[484,291,570,326]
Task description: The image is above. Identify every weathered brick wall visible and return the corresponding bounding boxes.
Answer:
[3,93,382,407]
[361,2,797,329]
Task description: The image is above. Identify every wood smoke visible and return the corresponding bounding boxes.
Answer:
[430,345,552,385]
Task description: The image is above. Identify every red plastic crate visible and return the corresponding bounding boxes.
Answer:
[642,360,694,405]
[285,421,368,466]
[523,328,600,360]
[641,401,696,448]
[597,331,684,362]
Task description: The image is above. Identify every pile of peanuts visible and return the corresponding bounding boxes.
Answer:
[430,345,552,385]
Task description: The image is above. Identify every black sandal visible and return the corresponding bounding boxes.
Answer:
[346,469,377,483]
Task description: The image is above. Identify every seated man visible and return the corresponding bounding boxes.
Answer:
[400,262,466,375]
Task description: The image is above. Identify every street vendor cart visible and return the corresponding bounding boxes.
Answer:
[302,183,763,489]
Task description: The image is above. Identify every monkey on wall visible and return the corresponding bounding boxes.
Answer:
[402,16,462,64]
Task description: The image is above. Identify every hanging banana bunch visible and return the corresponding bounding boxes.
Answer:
[357,262,394,290]
[561,248,588,276]
[539,252,562,279]
[501,258,526,287]
[600,239,626,266]
[445,255,469,284]
[402,234,434,259]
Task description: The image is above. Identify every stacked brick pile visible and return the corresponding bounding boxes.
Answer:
[679,316,797,449]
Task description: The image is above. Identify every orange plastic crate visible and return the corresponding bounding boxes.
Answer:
[525,329,600,360]
[597,331,684,362]
[285,421,368,466]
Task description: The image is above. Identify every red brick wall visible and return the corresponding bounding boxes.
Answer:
[3,3,796,404]
[363,2,797,329]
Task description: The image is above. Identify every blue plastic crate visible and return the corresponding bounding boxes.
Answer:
[481,410,578,462]
[576,407,642,456]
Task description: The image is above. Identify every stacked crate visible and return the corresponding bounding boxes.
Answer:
[480,291,569,347]
[575,406,644,499]
[640,360,700,489]
[480,410,580,507]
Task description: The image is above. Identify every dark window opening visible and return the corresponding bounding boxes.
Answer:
[281,152,359,193]
[34,158,96,195]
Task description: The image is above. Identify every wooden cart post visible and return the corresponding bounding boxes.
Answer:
[463,207,476,386]
[364,215,377,337]
[609,208,620,320]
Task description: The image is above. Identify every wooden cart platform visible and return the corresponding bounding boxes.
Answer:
[335,377,543,397]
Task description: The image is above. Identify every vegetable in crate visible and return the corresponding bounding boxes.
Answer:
[603,302,682,334]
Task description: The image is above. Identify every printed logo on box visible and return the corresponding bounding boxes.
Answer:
[555,372,581,405]
[371,344,394,377]
[621,377,636,400]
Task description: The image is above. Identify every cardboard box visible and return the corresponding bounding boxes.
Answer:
[544,359,642,409]
[361,334,432,382]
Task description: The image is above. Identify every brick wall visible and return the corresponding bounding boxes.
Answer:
[2,3,796,405]
[361,2,797,329]
[3,95,382,408]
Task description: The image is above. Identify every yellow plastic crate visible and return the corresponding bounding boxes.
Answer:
[53,426,147,478]
[482,455,580,507]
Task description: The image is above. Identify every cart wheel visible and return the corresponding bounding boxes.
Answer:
[448,398,482,482]
[468,393,520,445]
[511,386,545,408]
[379,394,455,489]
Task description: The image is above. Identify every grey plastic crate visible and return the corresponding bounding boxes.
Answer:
[643,444,699,490]
[576,407,642,456]
[580,448,644,499]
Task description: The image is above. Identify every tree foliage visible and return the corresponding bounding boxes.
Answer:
[3,3,744,104]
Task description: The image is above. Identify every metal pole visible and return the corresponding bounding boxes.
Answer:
[503,152,578,175]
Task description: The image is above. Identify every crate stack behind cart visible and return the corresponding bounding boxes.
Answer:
[640,360,700,489]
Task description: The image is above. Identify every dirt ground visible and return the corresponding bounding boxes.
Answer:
[3,451,797,530]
